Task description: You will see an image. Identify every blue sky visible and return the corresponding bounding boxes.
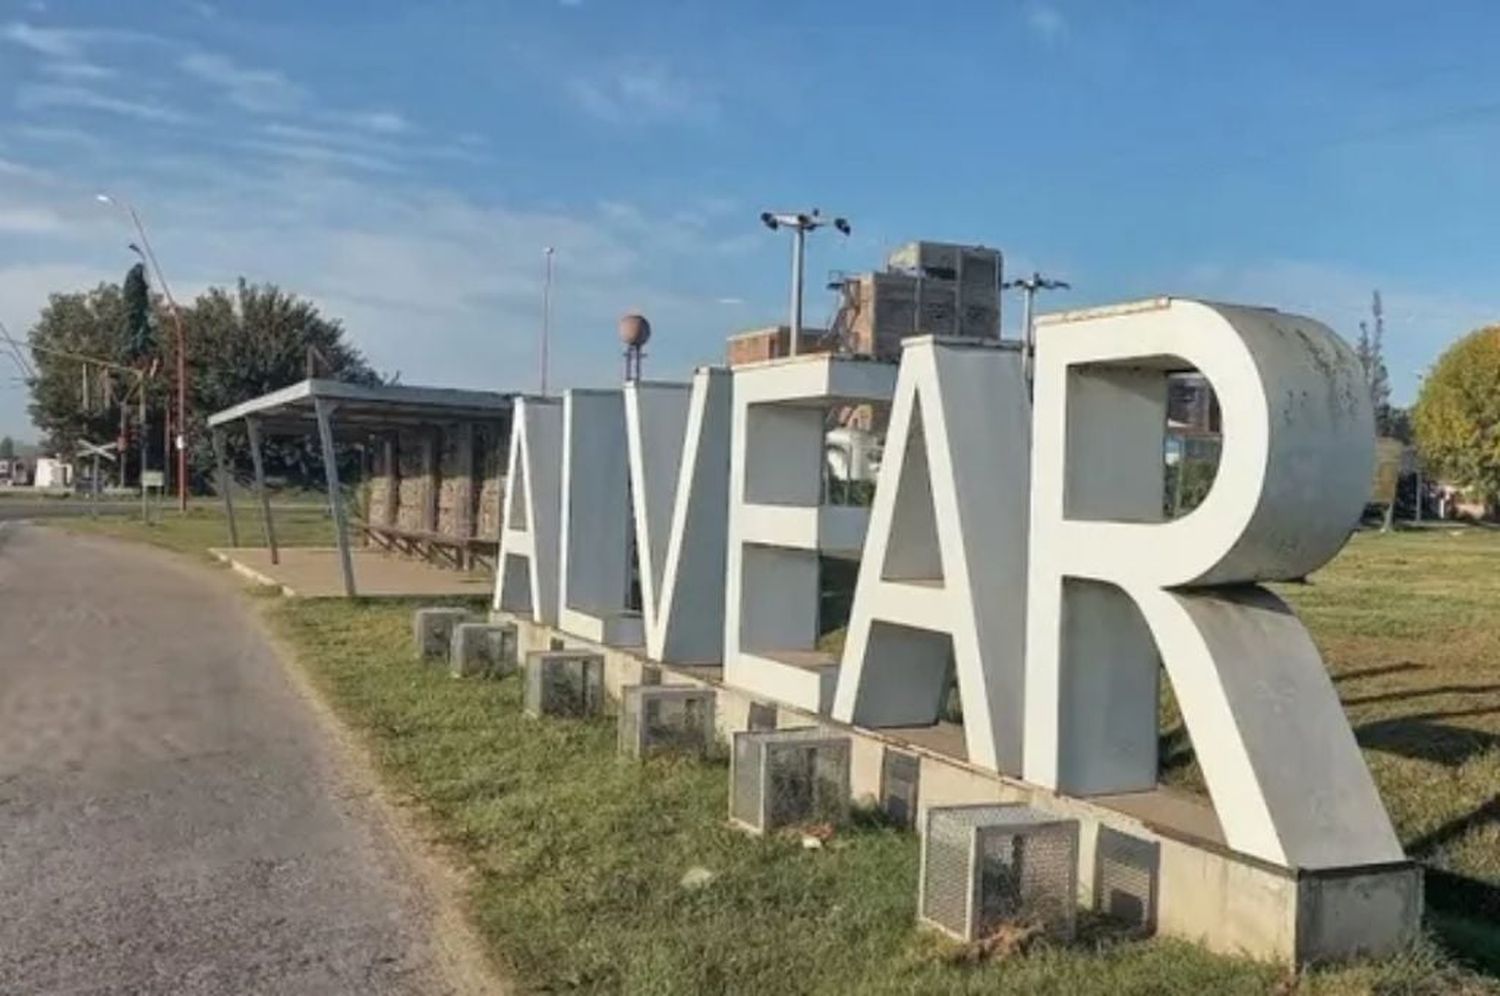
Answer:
[3,0,1499,441]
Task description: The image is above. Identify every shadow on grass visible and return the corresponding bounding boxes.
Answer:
[1427,871,1500,976]
[1356,714,1500,767]
[1332,662,1427,683]
[1342,683,1500,707]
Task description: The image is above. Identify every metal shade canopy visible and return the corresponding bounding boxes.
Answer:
[207,378,517,597]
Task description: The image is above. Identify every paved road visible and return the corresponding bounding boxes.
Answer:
[0,524,461,994]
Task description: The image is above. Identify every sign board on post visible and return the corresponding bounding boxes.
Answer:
[78,439,119,463]
[142,470,165,488]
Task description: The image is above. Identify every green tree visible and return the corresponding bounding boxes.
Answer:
[26,282,147,463]
[25,276,378,490]
[1413,325,1500,505]
[0,436,14,460]
[178,279,379,486]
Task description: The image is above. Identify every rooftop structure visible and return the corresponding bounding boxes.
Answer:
[727,241,1003,367]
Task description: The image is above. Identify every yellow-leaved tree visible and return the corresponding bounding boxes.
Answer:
[1413,325,1500,510]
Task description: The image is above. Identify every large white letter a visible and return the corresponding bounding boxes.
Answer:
[832,338,1031,775]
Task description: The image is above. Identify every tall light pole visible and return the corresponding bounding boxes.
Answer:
[98,193,188,511]
[539,247,555,396]
[760,209,850,356]
[1003,271,1070,396]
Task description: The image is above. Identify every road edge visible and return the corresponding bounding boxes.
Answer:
[33,523,510,995]
[255,604,508,996]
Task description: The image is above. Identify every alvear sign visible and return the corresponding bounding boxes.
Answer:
[494,297,1402,872]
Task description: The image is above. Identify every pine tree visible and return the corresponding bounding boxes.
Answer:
[1356,290,1394,435]
[121,263,155,363]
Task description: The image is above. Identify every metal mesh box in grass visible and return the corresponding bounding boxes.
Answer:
[1093,826,1159,935]
[413,607,470,661]
[449,621,518,678]
[880,747,921,831]
[729,728,850,834]
[523,650,605,718]
[618,685,715,759]
[919,804,1078,942]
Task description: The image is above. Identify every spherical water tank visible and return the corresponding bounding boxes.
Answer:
[619,313,652,348]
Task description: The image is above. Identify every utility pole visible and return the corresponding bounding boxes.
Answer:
[540,247,555,396]
[1003,271,1071,396]
[759,209,850,356]
[21,340,154,522]
[98,194,188,511]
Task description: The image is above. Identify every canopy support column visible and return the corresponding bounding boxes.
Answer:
[212,427,239,546]
[246,417,279,565]
[314,397,357,597]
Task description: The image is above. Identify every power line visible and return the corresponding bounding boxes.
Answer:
[0,319,36,380]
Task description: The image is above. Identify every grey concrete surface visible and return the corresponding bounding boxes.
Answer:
[0,523,454,994]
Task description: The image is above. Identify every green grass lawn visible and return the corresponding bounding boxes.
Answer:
[1160,530,1500,955]
[53,512,1500,993]
[61,504,335,557]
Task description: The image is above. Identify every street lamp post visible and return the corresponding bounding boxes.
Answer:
[540,247,555,396]
[1002,271,1071,397]
[760,209,850,356]
[98,193,188,511]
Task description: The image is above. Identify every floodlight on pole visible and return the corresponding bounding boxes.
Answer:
[98,192,189,511]
[759,208,850,356]
[1002,271,1071,397]
[540,247,556,396]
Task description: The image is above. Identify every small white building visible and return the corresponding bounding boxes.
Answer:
[0,457,27,486]
[32,457,73,489]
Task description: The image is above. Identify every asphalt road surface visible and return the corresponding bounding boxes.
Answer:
[0,523,464,994]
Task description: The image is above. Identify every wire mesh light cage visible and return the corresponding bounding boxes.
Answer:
[1093,826,1159,935]
[412,607,470,661]
[880,747,921,831]
[449,622,518,678]
[729,728,851,834]
[919,804,1079,942]
[617,685,716,759]
[523,650,606,718]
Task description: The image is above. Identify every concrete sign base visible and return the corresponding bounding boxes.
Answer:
[498,609,1423,966]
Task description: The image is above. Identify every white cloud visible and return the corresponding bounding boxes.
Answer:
[0,136,753,437]
[15,83,190,124]
[0,207,68,235]
[12,124,104,149]
[0,156,42,178]
[1026,3,1068,44]
[251,121,444,172]
[178,51,304,113]
[568,62,717,125]
[1,20,161,59]
[348,110,410,134]
[2,20,86,58]
[0,32,748,437]
[38,60,116,81]
[238,138,404,174]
